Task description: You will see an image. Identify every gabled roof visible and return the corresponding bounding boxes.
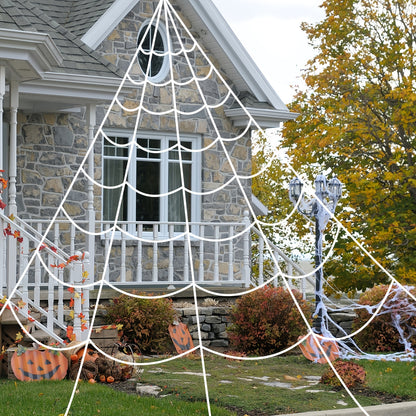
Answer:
[78,0,296,122]
[0,0,121,78]
[30,0,115,38]
[0,0,297,122]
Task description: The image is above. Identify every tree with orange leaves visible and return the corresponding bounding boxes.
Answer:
[280,0,416,293]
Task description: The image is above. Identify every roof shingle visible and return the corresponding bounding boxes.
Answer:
[0,0,123,78]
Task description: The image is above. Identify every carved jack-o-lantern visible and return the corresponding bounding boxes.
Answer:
[11,348,68,381]
[299,334,340,364]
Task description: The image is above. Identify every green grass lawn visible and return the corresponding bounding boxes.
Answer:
[0,379,235,416]
[1,355,415,415]
[140,353,416,415]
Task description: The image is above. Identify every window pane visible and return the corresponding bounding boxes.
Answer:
[169,141,192,161]
[168,163,191,230]
[137,24,165,78]
[136,161,160,228]
[103,159,127,221]
[104,136,128,157]
[137,138,160,159]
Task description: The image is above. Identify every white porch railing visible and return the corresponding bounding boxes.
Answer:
[0,212,90,344]
[1,213,308,345]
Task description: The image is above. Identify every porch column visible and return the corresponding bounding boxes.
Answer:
[0,67,5,172]
[7,81,18,296]
[0,67,4,293]
[86,104,96,280]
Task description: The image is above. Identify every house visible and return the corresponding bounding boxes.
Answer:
[0,0,300,344]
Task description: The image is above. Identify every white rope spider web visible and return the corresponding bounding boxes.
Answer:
[1,1,415,415]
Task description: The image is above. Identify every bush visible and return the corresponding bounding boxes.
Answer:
[320,360,366,388]
[227,286,311,355]
[105,292,177,354]
[352,284,416,352]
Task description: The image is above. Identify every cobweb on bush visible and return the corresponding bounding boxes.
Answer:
[1,1,415,415]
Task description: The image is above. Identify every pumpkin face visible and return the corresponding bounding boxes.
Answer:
[169,323,194,354]
[11,349,68,381]
[299,334,340,364]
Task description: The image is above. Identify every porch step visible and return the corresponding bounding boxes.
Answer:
[0,308,31,325]
[22,328,64,347]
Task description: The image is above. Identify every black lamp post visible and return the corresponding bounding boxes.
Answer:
[289,174,342,334]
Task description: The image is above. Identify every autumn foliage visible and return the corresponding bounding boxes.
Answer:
[320,360,367,389]
[227,286,311,355]
[278,0,416,292]
[105,292,177,354]
[352,284,416,352]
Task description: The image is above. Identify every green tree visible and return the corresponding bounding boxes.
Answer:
[281,0,416,293]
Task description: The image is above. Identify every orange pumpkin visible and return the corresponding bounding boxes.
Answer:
[76,348,98,363]
[106,376,114,383]
[99,374,106,383]
[299,334,339,364]
[88,378,96,384]
[11,349,68,381]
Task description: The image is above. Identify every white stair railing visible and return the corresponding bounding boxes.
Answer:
[251,225,313,298]
[0,212,90,344]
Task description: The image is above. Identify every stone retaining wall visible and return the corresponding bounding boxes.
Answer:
[176,306,356,350]
[177,306,232,349]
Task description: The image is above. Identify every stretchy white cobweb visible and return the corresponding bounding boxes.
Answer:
[2,1,415,415]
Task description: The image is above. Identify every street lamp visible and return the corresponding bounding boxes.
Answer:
[289,174,342,334]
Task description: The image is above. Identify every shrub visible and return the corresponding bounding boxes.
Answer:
[105,292,177,354]
[352,284,416,352]
[320,360,366,389]
[227,286,311,355]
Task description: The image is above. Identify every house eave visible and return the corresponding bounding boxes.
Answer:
[81,0,140,50]
[81,0,289,114]
[16,72,128,111]
[0,28,63,80]
[225,107,299,129]
[180,0,289,112]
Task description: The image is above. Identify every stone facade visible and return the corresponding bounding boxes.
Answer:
[14,0,253,284]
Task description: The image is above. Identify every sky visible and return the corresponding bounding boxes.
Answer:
[211,0,325,105]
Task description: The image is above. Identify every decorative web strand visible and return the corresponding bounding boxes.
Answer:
[2,1,413,415]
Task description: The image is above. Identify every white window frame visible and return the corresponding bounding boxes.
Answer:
[137,19,170,83]
[102,129,201,238]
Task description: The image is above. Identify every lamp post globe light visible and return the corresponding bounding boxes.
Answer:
[289,174,342,335]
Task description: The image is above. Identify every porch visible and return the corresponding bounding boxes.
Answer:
[0,209,308,345]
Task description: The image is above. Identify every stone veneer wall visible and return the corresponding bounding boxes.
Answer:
[14,0,253,283]
[16,111,89,227]
[94,0,252,222]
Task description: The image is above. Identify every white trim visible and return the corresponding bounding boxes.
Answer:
[0,28,63,80]
[102,129,202,238]
[137,19,170,83]
[16,72,133,110]
[181,0,288,111]
[251,195,268,217]
[225,107,299,128]
[81,0,289,112]
[81,0,140,49]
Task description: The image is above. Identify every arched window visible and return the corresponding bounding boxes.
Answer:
[137,22,168,80]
